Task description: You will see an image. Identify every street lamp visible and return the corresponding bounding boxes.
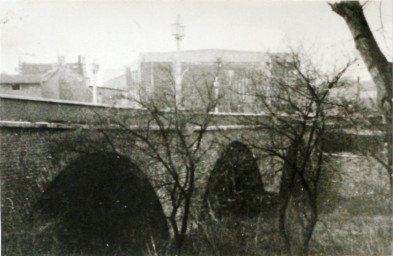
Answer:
[91,62,99,104]
[172,16,185,106]
[213,77,220,113]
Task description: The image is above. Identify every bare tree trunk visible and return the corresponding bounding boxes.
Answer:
[330,1,393,190]
[278,194,292,255]
[279,142,299,256]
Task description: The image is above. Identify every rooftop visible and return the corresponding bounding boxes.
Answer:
[19,56,86,76]
[0,74,43,84]
[0,69,58,85]
[139,49,285,63]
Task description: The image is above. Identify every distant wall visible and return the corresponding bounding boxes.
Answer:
[0,84,42,98]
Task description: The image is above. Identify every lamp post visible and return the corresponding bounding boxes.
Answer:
[171,16,185,106]
[91,62,99,104]
[213,76,220,113]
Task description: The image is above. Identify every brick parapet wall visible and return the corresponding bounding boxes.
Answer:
[0,95,272,127]
[2,95,381,128]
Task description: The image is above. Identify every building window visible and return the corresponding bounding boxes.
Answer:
[12,84,20,90]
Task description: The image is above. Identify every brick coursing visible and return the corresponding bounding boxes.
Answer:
[1,128,68,228]
[0,126,250,231]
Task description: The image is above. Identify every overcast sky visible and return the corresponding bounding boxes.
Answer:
[1,0,392,82]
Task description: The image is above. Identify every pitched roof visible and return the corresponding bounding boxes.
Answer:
[19,63,55,75]
[0,74,43,84]
[0,69,59,85]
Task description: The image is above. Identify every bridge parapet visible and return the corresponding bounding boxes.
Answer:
[0,95,272,128]
[0,95,382,129]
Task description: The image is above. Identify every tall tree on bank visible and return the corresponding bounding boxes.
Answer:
[330,1,393,188]
[244,50,352,255]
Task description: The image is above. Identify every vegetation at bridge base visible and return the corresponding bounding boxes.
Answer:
[31,152,169,255]
[202,141,266,219]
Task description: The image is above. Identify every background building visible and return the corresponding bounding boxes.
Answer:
[19,56,87,78]
[124,49,289,112]
[0,57,92,102]
[329,77,377,107]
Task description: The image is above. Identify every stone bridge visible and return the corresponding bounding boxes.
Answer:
[0,95,385,253]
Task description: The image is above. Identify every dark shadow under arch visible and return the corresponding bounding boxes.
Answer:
[203,141,265,219]
[33,152,169,254]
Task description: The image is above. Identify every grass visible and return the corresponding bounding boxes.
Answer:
[310,213,392,255]
[3,166,392,255]
[3,207,392,255]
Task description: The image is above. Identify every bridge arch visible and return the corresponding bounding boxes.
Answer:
[33,152,169,254]
[202,141,265,219]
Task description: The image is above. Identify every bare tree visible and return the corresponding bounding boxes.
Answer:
[330,0,392,189]
[105,63,223,254]
[244,50,352,255]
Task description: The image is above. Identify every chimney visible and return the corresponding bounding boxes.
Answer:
[78,56,87,77]
[78,56,86,64]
